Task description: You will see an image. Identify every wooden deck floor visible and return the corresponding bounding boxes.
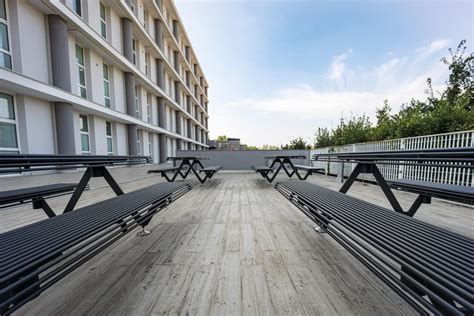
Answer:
[2,167,472,315]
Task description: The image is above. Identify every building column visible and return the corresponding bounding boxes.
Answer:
[159,134,167,163]
[176,111,182,149]
[174,81,181,105]
[186,96,192,113]
[187,119,192,138]
[48,15,75,155]
[122,18,133,62]
[172,20,179,40]
[156,59,165,89]
[154,19,163,50]
[157,97,168,163]
[173,51,180,73]
[122,18,138,155]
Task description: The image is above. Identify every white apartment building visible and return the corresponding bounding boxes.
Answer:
[0,0,210,162]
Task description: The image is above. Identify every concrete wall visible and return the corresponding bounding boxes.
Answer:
[175,150,311,170]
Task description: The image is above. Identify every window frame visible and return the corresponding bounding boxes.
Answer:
[137,131,141,155]
[99,2,107,39]
[0,0,12,70]
[75,44,87,98]
[132,39,137,65]
[0,91,19,153]
[105,121,113,155]
[146,93,152,123]
[72,0,82,17]
[79,114,91,155]
[148,133,153,159]
[103,63,111,107]
[144,52,149,76]
[134,85,140,118]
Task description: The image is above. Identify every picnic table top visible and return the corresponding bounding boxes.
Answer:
[264,155,306,160]
[166,156,209,161]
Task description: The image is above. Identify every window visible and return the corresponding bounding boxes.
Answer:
[146,94,152,123]
[137,131,141,155]
[80,114,90,155]
[100,2,107,39]
[0,92,18,152]
[134,86,139,118]
[127,0,135,12]
[103,63,110,107]
[143,10,148,30]
[106,121,113,155]
[132,40,137,65]
[75,44,87,98]
[72,0,82,17]
[144,53,149,76]
[0,0,12,69]
[148,134,153,159]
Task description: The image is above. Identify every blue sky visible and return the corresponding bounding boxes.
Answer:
[175,0,473,146]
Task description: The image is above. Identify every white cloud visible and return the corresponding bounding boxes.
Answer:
[327,49,353,89]
[416,39,450,59]
[210,43,449,146]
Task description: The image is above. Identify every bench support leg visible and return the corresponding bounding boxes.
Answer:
[339,164,362,193]
[137,227,151,236]
[404,195,431,217]
[103,167,124,195]
[32,198,56,218]
[371,165,404,214]
[63,168,92,213]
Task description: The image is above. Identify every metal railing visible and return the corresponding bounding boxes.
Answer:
[311,130,474,186]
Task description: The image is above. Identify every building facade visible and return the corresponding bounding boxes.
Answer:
[0,0,209,162]
[208,138,247,151]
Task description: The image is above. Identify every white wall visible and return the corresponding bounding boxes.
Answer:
[9,1,49,83]
[16,95,55,154]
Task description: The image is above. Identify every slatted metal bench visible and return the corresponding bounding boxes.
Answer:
[293,165,325,180]
[0,184,87,218]
[148,167,182,182]
[275,180,473,315]
[199,166,223,180]
[0,182,192,315]
[388,179,474,215]
[252,166,273,181]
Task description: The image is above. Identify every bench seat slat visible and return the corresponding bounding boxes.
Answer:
[0,183,78,205]
[0,182,190,274]
[252,166,272,172]
[389,179,474,203]
[148,167,180,174]
[292,165,325,171]
[275,180,473,315]
[200,166,222,172]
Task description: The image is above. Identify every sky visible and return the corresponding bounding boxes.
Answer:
[175,0,473,147]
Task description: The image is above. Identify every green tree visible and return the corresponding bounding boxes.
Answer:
[261,144,280,150]
[282,137,311,149]
[216,135,228,141]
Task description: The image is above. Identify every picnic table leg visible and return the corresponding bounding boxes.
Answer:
[268,163,284,183]
[189,165,207,184]
[63,168,92,213]
[339,163,362,193]
[102,167,124,195]
[371,165,404,214]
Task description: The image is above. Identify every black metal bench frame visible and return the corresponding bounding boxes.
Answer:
[148,157,221,184]
[274,180,473,315]
[0,182,192,314]
[313,148,474,216]
[253,155,313,182]
[0,154,150,216]
[0,184,89,218]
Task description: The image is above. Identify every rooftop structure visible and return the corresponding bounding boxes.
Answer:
[1,166,471,314]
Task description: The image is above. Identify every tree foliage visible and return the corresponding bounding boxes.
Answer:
[281,137,311,149]
[216,135,228,141]
[314,40,474,148]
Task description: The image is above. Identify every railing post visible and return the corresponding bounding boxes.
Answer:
[398,139,405,179]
